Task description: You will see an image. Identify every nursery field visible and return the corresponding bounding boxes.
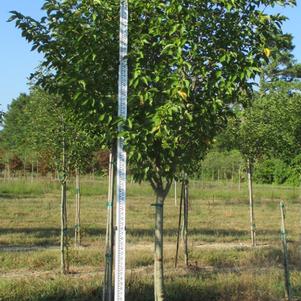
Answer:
[1,177,301,301]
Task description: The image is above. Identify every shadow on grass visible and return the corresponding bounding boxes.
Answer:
[0,226,279,249]
[4,279,281,301]
[0,193,38,199]
[0,226,272,237]
[0,227,106,236]
[0,227,107,248]
[0,282,222,301]
[126,227,250,239]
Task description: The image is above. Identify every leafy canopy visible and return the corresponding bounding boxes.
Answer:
[10,0,295,191]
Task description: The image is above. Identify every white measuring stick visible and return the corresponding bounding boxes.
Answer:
[114,1,128,301]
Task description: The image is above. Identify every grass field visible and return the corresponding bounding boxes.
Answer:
[1,177,301,300]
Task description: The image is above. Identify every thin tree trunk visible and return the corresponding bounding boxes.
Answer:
[6,162,11,180]
[247,159,256,247]
[154,190,165,301]
[60,180,68,274]
[280,202,292,301]
[31,161,34,183]
[103,151,115,301]
[175,180,184,268]
[75,168,81,247]
[238,165,241,192]
[60,123,69,274]
[36,160,39,177]
[174,180,177,207]
[4,162,8,181]
[23,156,26,178]
[183,179,189,266]
[180,177,186,242]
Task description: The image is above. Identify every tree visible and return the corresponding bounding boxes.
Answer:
[10,0,294,299]
[0,94,33,177]
[217,75,301,245]
[1,89,99,273]
[125,3,293,299]
[10,3,119,289]
[26,90,98,273]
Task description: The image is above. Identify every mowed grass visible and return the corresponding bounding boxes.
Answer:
[1,177,301,300]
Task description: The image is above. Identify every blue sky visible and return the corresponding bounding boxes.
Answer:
[0,1,300,112]
[0,1,44,112]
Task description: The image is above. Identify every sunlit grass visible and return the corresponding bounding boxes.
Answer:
[1,177,301,300]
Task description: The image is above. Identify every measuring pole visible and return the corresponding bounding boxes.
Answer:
[114,1,128,301]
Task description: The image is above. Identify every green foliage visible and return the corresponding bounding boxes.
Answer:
[201,149,243,180]
[217,78,301,167]
[9,0,120,148]
[125,0,292,187]
[0,90,99,180]
[0,94,32,163]
[254,158,289,184]
[10,0,293,193]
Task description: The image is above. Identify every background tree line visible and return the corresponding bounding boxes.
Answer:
[0,91,109,179]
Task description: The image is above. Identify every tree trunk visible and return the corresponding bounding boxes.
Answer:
[60,124,69,274]
[75,168,81,247]
[154,189,165,301]
[238,165,241,192]
[103,151,115,301]
[175,180,184,268]
[174,180,177,207]
[247,159,256,247]
[60,180,69,274]
[183,179,189,266]
[4,162,8,180]
[31,161,34,183]
[23,156,26,178]
[280,202,292,301]
[6,162,11,180]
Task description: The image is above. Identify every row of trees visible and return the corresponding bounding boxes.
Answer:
[3,0,297,300]
[0,89,102,271]
[0,91,110,178]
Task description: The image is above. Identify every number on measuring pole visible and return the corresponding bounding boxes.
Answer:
[114,1,128,301]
